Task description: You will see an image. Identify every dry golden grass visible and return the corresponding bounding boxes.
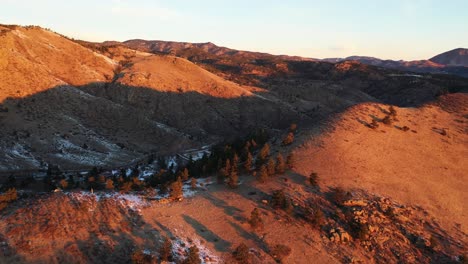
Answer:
[293,95,468,234]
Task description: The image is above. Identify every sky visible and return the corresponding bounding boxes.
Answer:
[0,0,467,60]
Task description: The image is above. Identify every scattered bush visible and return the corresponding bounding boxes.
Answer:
[131,249,153,264]
[382,115,392,125]
[269,244,291,263]
[183,245,201,264]
[232,243,250,263]
[309,172,319,189]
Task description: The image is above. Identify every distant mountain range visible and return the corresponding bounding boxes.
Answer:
[323,48,468,78]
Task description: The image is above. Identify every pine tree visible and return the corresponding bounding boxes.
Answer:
[282,132,294,145]
[179,168,190,181]
[59,179,68,189]
[228,169,239,189]
[258,143,270,161]
[159,237,173,262]
[183,245,201,264]
[289,123,297,132]
[225,159,232,175]
[389,106,397,117]
[286,153,294,169]
[309,172,319,189]
[170,177,183,201]
[190,177,197,190]
[232,153,239,172]
[105,178,114,190]
[267,158,276,176]
[275,153,286,174]
[249,208,264,230]
[244,151,253,172]
[258,165,268,183]
[218,167,228,184]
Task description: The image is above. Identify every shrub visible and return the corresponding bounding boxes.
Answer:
[269,244,291,263]
[369,119,379,129]
[309,207,324,227]
[309,172,319,188]
[332,188,348,206]
[232,243,250,263]
[382,115,392,125]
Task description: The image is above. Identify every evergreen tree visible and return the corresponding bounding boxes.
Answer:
[105,178,114,190]
[59,179,68,189]
[267,158,276,176]
[225,159,232,174]
[282,132,294,145]
[228,169,239,189]
[244,151,253,172]
[170,177,183,201]
[183,245,201,264]
[249,208,264,230]
[190,177,197,190]
[309,172,319,189]
[258,143,270,161]
[232,153,239,173]
[275,153,286,174]
[258,165,268,183]
[179,168,190,181]
[286,153,295,169]
[389,106,397,117]
[159,237,173,262]
[218,167,228,184]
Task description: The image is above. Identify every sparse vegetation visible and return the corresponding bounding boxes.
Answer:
[309,172,319,189]
[269,244,291,263]
[232,243,250,263]
[183,245,201,264]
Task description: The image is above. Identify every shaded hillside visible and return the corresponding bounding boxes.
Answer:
[323,49,468,78]
[430,48,468,67]
[1,25,468,171]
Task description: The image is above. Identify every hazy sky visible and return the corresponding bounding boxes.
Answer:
[1,0,467,60]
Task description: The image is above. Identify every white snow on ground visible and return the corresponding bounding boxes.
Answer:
[0,143,41,169]
[67,191,149,212]
[167,156,178,170]
[171,237,220,264]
